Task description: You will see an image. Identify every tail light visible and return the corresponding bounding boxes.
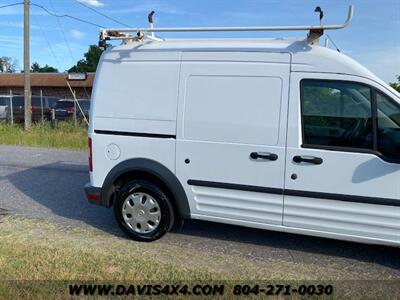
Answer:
[31,106,36,113]
[88,138,93,172]
[67,107,76,113]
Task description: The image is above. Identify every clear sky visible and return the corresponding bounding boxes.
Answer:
[0,0,399,82]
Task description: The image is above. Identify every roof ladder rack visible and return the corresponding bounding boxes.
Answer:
[99,5,354,47]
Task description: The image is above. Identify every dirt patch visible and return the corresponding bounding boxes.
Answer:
[0,208,8,221]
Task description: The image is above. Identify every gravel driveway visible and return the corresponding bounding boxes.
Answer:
[0,145,399,280]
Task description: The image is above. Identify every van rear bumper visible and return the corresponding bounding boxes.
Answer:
[84,183,106,206]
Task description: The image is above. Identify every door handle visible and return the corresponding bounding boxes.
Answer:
[250,152,278,161]
[293,155,323,165]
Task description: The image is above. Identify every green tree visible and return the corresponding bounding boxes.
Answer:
[68,45,106,73]
[389,75,400,93]
[0,56,18,73]
[31,62,58,73]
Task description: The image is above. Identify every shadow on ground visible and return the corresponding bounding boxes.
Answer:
[5,161,400,273]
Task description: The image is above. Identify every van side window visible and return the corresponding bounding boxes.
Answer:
[376,92,400,160]
[184,75,283,145]
[301,80,373,150]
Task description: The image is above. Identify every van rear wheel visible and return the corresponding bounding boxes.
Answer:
[114,180,174,242]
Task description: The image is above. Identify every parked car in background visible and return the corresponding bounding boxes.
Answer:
[46,97,59,110]
[77,99,90,121]
[6,96,25,123]
[0,96,11,120]
[54,99,90,121]
[6,95,60,122]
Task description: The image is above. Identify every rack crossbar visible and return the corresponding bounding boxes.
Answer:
[100,5,353,42]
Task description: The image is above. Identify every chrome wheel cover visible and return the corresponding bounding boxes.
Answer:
[122,192,161,234]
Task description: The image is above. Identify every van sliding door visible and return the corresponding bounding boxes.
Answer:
[176,51,290,227]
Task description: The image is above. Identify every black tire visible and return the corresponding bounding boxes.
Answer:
[113,180,174,242]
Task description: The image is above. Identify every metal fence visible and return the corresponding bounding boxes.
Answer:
[0,89,89,125]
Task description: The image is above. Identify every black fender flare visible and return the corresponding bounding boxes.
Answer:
[101,158,190,218]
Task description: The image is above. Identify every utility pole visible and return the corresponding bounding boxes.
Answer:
[24,0,31,129]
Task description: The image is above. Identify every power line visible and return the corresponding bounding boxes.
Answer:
[46,0,92,99]
[0,0,94,100]
[75,0,131,27]
[31,2,105,27]
[47,0,76,64]
[0,2,105,27]
[36,21,62,70]
[37,15,89,123]
[0,2,23,9]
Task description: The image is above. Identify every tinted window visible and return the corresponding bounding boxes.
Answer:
[11,96,24,106]
[31,97,42,107]
[301,80,373,149]
[79,100,90,110]
[0,97,9,106]
[47,97,59,108]
[376,92,400,160]
[54,101,74,109]
[8,96,58,107]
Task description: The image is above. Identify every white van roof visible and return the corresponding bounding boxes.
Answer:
[103,38,380,84]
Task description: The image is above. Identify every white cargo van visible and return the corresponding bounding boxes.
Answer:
[84,6,400,245]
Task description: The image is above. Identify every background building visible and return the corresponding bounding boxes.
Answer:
[0,73,94,99]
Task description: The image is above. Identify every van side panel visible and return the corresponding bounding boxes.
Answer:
[89,51,180,188]
[176,52,290,225]
[91,52,180,135]
[91,134,176,189]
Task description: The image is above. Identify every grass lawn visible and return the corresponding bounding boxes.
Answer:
[0,216,395,298]
[0,122,87,150]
